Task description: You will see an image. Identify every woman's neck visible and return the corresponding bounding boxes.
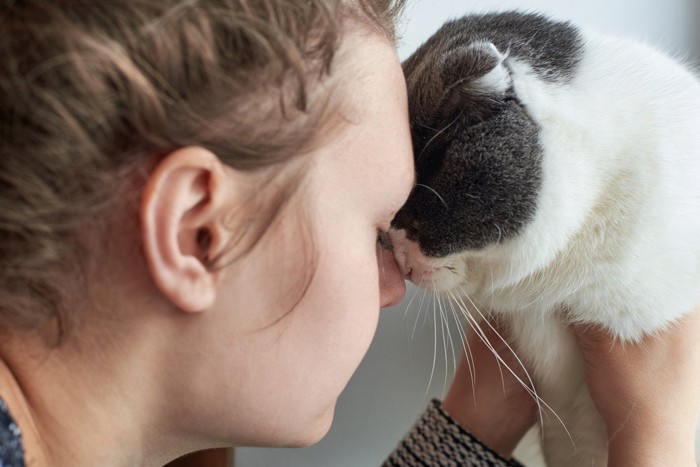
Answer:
[0,331,175,467]
[0,346,50,466]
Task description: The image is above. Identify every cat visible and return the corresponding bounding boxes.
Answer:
[390,11,700,466]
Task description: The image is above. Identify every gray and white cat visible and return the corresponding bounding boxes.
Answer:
[390,11,700,466]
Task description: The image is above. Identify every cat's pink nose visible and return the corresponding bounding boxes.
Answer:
[387,229,444,286]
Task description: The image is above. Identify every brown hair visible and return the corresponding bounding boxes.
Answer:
[0,0,405,343]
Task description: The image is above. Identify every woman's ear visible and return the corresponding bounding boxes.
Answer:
[140,146,235,313]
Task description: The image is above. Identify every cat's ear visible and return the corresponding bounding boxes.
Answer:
[440,41,511,95]
[436,42,511,126]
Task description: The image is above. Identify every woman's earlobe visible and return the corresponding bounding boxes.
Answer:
[140,146,233,313]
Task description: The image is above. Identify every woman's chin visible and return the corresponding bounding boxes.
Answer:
[285,404,336,448]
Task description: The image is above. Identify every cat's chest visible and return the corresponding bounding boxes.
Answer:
[465,240,700,341]
[462,243,597,315]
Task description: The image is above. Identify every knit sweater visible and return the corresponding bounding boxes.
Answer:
[0,399,23,467]
[384,400,524,466]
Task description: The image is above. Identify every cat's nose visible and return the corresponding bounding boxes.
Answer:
[388,229,433,284]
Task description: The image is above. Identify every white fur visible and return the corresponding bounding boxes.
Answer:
[473,42,512,93]
[393,29,700,466]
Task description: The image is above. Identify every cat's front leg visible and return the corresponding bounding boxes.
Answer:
[504,312,608,466]
[539,384,608,467]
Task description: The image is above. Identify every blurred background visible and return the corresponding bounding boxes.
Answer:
[236,1,700,465]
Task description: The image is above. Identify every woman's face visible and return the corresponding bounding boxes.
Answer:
[196,35,414,447]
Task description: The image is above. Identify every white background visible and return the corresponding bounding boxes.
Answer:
[236,1,700,466]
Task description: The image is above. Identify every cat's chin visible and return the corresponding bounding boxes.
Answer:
[407,266,464,293]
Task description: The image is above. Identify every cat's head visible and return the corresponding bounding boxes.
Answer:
[390,40,543,293]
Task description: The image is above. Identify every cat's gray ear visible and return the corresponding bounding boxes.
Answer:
[440,41,511,95]
[433,42,511,127]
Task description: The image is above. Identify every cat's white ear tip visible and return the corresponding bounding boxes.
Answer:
[476,55,511,93]
[486,42,507,62]
[469,41,507,63]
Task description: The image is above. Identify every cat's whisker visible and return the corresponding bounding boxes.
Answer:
[451,290,542,405]
[494,223,503,244]
[420,287,431,330]
[411,280,429,342]
[454,290,540,398]
[446,291,477,401]
[417,122,439,132]
[445,294,465,368]
[446,299,461,378]
[455,285,575,448]
[488,257,496,311]
[437,293,458,396]
[436,293,449,396]
[403,280,422,321]
[425,285,439,397]
[449,290,574,449]
[448,293,506,407]
[415,183,449,210]
[417,112,461,160]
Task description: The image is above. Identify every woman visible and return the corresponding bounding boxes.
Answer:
[0,1,697,466]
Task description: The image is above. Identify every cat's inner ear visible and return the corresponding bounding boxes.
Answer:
[440,41,511,95]
[434,42,511,127]
[473,43,511,94]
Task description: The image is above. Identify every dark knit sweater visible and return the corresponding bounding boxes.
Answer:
[0,398,24,467]
[384,400,525,467]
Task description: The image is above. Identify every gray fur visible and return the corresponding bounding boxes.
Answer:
[403,11,583,89]
[394,11,574,257]
[392,99,542,256]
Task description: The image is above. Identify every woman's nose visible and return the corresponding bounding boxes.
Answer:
[378,246,406,307]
